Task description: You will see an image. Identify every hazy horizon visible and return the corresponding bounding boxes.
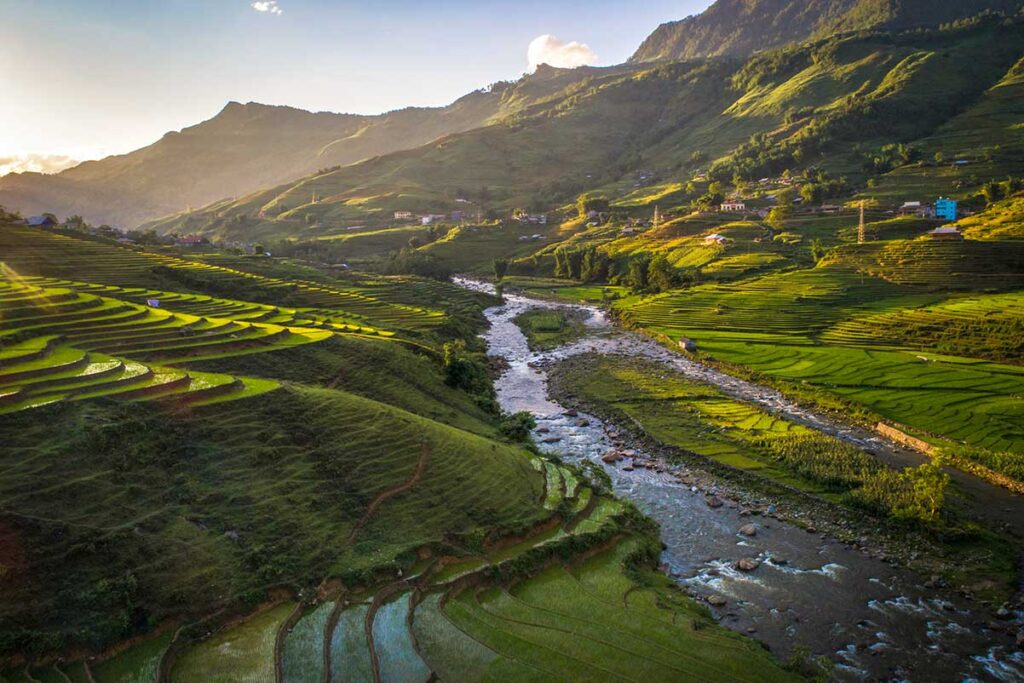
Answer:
[1,0,710,172]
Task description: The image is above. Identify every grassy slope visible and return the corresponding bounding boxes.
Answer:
[0,385,545,655]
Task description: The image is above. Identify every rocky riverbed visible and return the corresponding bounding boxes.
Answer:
[457,278,1024,682]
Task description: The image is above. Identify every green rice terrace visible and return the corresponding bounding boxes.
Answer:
[5,2,1024,679]
[615,247,1024,475]
[0,222,800,680]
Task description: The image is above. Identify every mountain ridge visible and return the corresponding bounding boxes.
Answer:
[630,0,1024,63]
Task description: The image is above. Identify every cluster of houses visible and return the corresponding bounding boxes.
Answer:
[393,210,468,225]
[174,234,209,247]
[898,197,958,222]
[514,212,548,225]
[898,197,965,240]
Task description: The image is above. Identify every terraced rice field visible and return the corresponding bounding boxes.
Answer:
[0,224,444,331]
[0,278,320,412]
[823,240,1024,289]
[702,339,1024,453]
[90,631,174,683]
[822,290,1024,362]
[170,603,295,682]
[619,265,917,344]
[281,602,332,683]
[68,470,791,683]
[618,252,1024,455]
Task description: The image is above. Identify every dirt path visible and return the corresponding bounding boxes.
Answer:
[347,444,431,544]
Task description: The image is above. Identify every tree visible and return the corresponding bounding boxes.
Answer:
[809,238,827,263]
[499,412,536,442]
[766,206,790,232]
[626,256,650,292]
[647,255,678,293]
[576,193,610,218]
[253,243,265,255]
[442,340,491,397]
[776,187,796,209]
[492,258,509,282]
[800,183,824,205]
[981,180,1004,205]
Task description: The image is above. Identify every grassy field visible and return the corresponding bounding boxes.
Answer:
[513,307,588,351]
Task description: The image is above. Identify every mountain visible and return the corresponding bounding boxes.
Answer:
[630,0,1024,63]
[0,74,587,229]
[146,16,1024,243]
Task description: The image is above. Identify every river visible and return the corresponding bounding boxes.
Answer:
[457,278,1024,683]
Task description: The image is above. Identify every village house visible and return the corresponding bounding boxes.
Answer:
[516,213,547,225]
[175,234,208,247]
[926,226,964,241]
[450,210,464,222]
[25,215,57,227]
[704,233,728,245]
[394,211,414,220]
[898,201,922,216]
[898,201,937,218]
[935,197,958,222]
[421,214,447,225]
[720,200,746,213]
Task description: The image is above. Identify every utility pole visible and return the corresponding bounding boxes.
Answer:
[858,200,866,244]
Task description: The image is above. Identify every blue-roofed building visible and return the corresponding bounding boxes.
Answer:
[935,197,958,222]
[25,215,57,227]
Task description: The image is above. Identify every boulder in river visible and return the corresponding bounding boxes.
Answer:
[707,595,727,607]
[735,558,761,572]
[602,451,623,463]
[738,524,757,537]
[564,409,578,417]
[575,418,591,427]
[706,496,724,509]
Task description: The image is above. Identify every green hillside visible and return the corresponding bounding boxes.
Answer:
[630,0,1024,63]
[148,17,1024,250]
[0,67,609,229]
[0,223,803,681]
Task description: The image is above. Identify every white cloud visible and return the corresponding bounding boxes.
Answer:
[527,34,598,71]
[251,1,283,16]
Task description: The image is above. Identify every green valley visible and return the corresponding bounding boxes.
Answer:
[3,0,1024,679]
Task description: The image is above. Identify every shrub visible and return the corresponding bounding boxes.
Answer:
[498,412,536,443]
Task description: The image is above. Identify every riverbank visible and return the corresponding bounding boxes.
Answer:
[461,277,1024,681]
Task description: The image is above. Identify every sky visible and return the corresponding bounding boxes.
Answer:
[1,0,713,173]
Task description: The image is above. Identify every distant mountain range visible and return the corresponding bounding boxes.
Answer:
[2,0,1022,231]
